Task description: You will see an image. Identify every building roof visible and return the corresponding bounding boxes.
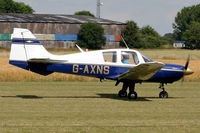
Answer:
[0,13,125,25]
[174,41,185,43]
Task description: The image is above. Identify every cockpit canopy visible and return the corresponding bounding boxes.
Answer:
[102,49,153,65]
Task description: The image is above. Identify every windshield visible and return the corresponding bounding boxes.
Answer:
[140,52,154,62]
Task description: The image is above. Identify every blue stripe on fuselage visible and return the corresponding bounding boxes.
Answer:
[46,63,185,83]
[46,63,130,79]
[149,63,184,83]
[9,60,28,70]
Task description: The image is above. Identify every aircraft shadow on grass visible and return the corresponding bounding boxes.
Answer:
[0,94,181,102]
[96,94,181,101]
[97,94,152,101]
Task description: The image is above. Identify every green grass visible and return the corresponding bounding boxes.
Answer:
[0,81,200,133]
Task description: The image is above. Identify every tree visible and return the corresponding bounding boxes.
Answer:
[163,33,174,40]
[163,33,174,45]
[77,22,106,49]
[182,22,200,49]
[140,25,164,48]
[121,23,165,48]
[173,4,200,40]
[140,36,162,48]
[14,2,34,14]
[120,21,141,48]
[75,11,95,17]
[0,0,34,14]
[140,25,160,37]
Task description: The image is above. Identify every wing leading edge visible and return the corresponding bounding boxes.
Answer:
[116,62,165,81]
[28,58,68,64]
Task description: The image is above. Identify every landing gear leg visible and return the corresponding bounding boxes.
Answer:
[118,81,138,99]
[128,82,137,99]
[118,82,128,97]
[159,83,168,98]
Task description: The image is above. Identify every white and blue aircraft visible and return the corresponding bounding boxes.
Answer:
[9,28,194,99]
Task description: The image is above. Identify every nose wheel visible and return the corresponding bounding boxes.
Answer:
[159,83,168,98]
[159,91,168,98]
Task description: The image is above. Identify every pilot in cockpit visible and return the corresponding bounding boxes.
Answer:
[121,52,130,64]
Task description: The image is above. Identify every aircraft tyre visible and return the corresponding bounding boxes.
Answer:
[118,90,127,97]
[128,91,137,99]
[159,91,168,98]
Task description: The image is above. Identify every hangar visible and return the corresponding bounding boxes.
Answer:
[0,13,125,48]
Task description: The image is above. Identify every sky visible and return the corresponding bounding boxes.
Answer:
[14,0,200,35]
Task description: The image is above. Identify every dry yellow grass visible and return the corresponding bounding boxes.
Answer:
[0,57,199,82]
[0,58,97,82]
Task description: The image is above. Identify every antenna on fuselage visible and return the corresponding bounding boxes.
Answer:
[121,36,129,49]
[75,44,85,53]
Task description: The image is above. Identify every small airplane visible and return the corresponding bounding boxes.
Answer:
[9,28,194,99]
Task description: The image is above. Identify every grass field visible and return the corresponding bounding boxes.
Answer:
[0,81,200,133]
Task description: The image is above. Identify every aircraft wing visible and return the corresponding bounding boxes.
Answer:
[28,58,68,63]
[116,62,165,81]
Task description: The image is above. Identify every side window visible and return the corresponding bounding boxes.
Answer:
[103,51,117,63]
[121,51,139,65]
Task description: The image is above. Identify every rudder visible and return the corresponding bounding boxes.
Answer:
[9,28,51,70]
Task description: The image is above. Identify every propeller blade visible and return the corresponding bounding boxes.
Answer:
[182,55,191,84]
[184,55,190,70]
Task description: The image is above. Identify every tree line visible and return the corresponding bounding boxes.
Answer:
[72,11,171,49]
[76,5,200,49]
[74,5,200,50]
[0,1,200,49]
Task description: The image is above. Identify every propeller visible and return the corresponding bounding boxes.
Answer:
[184,55,190,70]
[182,55,194,82]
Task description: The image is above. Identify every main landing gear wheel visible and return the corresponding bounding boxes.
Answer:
[159,91,168,98]
[128,91,137,99]
[117,81,138,100]
[118,90,127,97]
[159,83,168,98]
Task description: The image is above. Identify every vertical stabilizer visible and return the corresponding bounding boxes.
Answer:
[9,28,51,70]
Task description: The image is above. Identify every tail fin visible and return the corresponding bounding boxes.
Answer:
[9,28,51,71]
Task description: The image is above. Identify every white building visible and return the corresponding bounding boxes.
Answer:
[173,41,185,48]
